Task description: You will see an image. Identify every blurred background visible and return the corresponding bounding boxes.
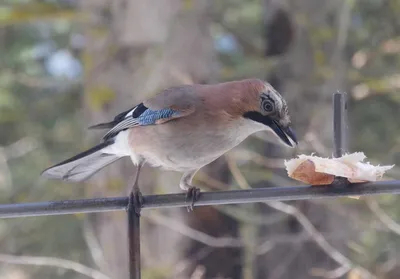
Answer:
[0,0,400,278]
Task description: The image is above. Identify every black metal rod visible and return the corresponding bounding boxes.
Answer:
[333,91,348,157]
[1,181,400,218]
[128,194,141,279]
[332,91,350,186]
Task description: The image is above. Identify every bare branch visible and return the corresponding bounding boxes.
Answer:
[252,132,285,146]
[0,147,12,187]
[197,171,290,226]
[255,240,274,256]
[83,219,109,271]
[145,209,350,258]
[230,148,286,169]
[269,244,304,279]
[4,137,39,160]
[331,0,352,64]
[144,212,242,248]
[379,253,398,274]
[366,198,400,236]
[214,204,289,226]
[196,171,230,190]
[189,265,206,279]
[311,265,351,279]
[226,157,376,279]
[267,202,375,279]
[310,199,390,233]
[169,66,194,85]
[0,253,110,279]
[4,70,81,89]
[302,131,331,156]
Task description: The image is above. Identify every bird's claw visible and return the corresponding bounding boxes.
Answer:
[185,186,201,212]
[127,189,143,217]
[331,176,350,188]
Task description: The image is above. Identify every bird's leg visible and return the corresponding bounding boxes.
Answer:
[180,170,201,212]
[127,160,145,216]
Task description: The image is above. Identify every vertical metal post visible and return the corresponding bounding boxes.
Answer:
[128,193,141,279]
[332,91,349,187]
[333,91,348,157]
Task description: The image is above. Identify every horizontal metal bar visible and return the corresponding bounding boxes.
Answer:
[0,181,400,218]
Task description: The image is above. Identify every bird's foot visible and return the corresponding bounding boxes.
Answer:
[127,189,143,217]
[185,186,201,212]
[331,176,350,188]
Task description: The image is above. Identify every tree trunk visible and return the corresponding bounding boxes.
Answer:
[78,1,236,278]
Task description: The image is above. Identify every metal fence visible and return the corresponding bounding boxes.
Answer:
[1,92,400,279]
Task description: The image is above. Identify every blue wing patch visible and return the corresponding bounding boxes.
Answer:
[101,107,181,141]
[138,108,180,125]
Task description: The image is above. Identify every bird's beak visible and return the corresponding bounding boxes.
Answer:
[242,111,298,147]
[271,121,298,147]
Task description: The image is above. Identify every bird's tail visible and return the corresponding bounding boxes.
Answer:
[41,140,121,183]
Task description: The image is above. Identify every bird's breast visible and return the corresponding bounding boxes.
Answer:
[128,117,263,171]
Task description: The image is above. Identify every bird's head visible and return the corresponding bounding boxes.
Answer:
[241,81,298,148]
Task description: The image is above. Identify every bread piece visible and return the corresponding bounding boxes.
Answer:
[285,152,394,186]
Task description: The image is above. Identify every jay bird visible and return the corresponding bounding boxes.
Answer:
[41,78,297,213]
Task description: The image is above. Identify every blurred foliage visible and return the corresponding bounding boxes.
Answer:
[0,1,88,279]
[0,2,81,26]
[0,0,399,278]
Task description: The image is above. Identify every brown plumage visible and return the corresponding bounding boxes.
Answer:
[41,78,297,213]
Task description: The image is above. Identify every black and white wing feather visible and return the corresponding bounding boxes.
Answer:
[88,102,182,141]
[89,103,148,140]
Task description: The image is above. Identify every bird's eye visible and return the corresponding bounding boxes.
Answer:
[262,99,275,113]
